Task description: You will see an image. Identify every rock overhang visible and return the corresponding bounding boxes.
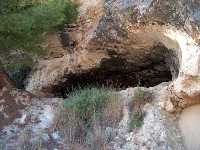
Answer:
[25,0,200,111]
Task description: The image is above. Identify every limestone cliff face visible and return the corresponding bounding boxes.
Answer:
[26,0,200,110]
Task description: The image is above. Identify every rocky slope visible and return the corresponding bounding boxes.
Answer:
[0,80,185,150]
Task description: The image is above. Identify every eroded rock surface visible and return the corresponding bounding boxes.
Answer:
[109,83,184,150]
[7,0,198,149]
[26,0,200,111]
[0,71,34,129]
[179,105,200,150]
[1,82,185,150]
[0,97,61,150]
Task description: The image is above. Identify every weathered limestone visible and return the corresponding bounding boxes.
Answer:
[179,105,200,150]
[26,0,200,111]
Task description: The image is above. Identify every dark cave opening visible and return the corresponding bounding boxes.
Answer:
[52,45,179,98]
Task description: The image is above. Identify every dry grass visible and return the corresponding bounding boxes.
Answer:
[54,106,84,144]
[17,130,43,150]
[0,130,43,150]
[129,87,152,111]
[54,87,123,149]
[87,119,109,150]
[102,93,123,127]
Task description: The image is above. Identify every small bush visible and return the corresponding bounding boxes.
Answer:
[54,87,123,148]
[6,61,32,89]
[0,51,34,88]
[0,0,78,55]
[129,111,143,130]
[63,87,110,124]
[129,87,152,130]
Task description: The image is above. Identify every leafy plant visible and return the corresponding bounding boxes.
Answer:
[0,0,78,55]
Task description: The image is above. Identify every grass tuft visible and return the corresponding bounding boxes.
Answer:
[54,86,123,149]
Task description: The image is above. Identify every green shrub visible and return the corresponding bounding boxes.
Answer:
[129,111,143,130]
[0,0,78,55]
[55,87,123,147]
[129,88,152,131]
[0,51,34,88]
[128,88,145,130]
[63,87,112,123]
[7,64,31,89]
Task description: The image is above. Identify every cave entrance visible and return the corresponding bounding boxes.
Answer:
[52,45,179,98]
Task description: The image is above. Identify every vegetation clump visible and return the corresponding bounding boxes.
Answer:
[0,0,78,87]
[54,87,123,149]
[129,111,143,129]
[129,87,152,130]
[0,0,78,55]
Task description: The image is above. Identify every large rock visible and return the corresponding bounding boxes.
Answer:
[0,71,33,129]
[0,72,62,149]
[0,97,61,150]
[26,0,200,110]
